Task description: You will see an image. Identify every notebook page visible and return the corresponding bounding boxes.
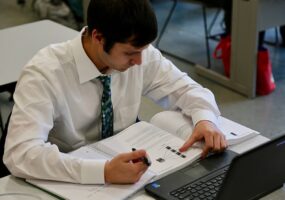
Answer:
[218,117,260,145]
[69,145,111,159]
[150,110,193,140]
[27,145,155,200]
[98,121,202,178]
[150,111,259,145]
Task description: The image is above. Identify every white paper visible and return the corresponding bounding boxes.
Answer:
[150,110,193,140]
[150,111,260,145]
[25,111,263,200]
[27,142,155,200]
[97,121,202,178]
[229,135,270,154]
[27,171,155,200]
[217,117,260,145]
[69,145,110,159]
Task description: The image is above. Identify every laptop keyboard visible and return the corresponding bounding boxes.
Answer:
[170,167,228,200]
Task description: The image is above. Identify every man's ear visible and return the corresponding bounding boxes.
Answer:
[91,29,104,44]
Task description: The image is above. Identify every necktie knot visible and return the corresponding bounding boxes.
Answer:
[97,76,111,88]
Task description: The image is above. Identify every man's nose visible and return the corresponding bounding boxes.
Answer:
[130,53,142,65]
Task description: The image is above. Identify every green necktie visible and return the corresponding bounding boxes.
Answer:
[97,76,114,139]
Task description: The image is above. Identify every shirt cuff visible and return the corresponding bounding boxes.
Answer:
[80,159,107,184]
[190,110,219,127]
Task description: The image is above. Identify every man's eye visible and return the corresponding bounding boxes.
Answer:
[125,53,132,56]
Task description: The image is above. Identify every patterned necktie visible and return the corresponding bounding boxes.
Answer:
[97,76,114,139]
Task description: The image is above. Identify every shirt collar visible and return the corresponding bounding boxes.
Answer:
[70,27,102,84]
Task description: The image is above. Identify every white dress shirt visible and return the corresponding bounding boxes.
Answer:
[4,30,220,184]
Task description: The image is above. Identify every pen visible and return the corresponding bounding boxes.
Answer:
[132,148,152,166]
[230,132,237,136]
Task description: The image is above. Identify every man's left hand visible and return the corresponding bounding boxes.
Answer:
[179,120,228,158]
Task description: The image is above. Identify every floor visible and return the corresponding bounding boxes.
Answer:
[1,0,285,140]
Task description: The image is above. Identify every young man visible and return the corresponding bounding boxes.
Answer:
[4,0,227,184]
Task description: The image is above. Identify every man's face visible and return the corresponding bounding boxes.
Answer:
[100,42,149,72]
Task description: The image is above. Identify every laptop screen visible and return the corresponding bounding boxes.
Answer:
[216,134,285,200]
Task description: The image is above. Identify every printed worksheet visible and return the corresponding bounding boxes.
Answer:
[96,121,202,178]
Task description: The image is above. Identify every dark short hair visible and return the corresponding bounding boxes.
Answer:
[87,0,158,53]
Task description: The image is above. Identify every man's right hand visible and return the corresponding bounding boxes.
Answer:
[104,149,149,184]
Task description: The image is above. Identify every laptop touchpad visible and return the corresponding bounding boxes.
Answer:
[182,150,237,180]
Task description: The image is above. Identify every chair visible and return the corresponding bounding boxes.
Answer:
[154,0,225,68]
[0,82,16,135]
[0,101,12,176]
[264,27,280,47]
[0,111,3,134]
[0,112,11,178]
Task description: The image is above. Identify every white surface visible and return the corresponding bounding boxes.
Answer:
[1,134,285,200]
[0,20,78,86]
[0,193,41,200]
[0,176,57,200]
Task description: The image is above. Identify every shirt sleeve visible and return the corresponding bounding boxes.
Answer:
[142,45,220,126]
[3,67,106,184]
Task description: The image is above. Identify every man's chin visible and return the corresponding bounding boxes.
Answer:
[118,65,134,72]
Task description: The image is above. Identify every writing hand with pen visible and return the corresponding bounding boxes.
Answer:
[179,120,228,159]
[104,149,151,184]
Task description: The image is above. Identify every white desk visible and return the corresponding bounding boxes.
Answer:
[0,20,78,92]
[1,135,285,200]
[196,0,285,98]
[0,176,58,200]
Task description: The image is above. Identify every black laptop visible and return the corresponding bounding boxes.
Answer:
[145,134,285,200]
